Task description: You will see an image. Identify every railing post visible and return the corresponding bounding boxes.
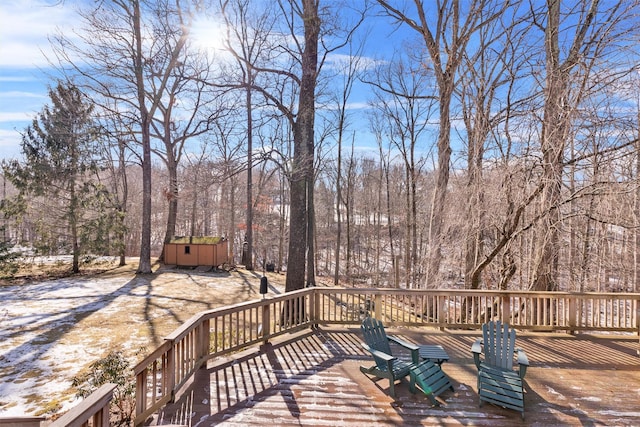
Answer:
[438,295,446,330]
[568,296,577,334]
[262,303,271,344]
[135,369,146,422]
[501,295,510,324]
[636,299,640,356]
[93,406,109,427]
[166,340,176,400]
[308,289,317,327]
[201,318,210,366]
[374,294,382,320]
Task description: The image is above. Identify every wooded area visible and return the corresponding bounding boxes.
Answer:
[1,0,640,293]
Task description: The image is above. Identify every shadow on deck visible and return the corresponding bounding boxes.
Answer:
[151,326,640,426]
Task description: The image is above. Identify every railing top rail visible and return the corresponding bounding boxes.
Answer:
[313,287,640,298]
[49,383,116,427]
[133,340,172,375]
[164,287,314,341]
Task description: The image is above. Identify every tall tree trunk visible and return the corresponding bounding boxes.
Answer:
[133,0,152,274]
[404,167,412,287]
[278,173,286,272]
[345,147,354,282]
[245,83,254,270]
[635,114,640,292]
[426,82,454,286]
[229,176,237,263]
[190,165,200,237]
[284,0,319,292]
[333,133,342,285]
[70,177,79,274]
[531,0,598,291]
[333,112,345,286]
[464,135,484,290]
[410,163,418,287]
[117,139,128,266]
[161,155,179,261]
[306,177,316,286]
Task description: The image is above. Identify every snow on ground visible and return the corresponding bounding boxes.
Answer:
[0,274,133,415]
[0,260,281,418]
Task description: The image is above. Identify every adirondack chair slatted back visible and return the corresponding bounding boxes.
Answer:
[361,317,392,369]
[482,320,516,370]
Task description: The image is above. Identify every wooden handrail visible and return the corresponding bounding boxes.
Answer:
[133,288,640,425]
[0,417,45,427]
[50,383,117,427]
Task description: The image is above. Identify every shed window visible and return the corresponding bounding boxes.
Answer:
[184,245,190,254]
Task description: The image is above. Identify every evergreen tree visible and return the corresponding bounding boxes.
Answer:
[2,81,117,273]
[0,226,19,277]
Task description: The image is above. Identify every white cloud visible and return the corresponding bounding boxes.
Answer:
[325,52,385,72]
[0,112,34,122]
[0,128,23,159]
[0,76,35,83]
[0,0,79,68]
[0,90,46,99]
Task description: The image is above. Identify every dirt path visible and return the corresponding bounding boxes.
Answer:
[0,262,286,417]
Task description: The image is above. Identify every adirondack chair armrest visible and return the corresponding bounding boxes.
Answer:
[516,347,529,378]
[388,335,420,364]
[388,335,419,351]
[471,339,483,369]
[362,342,396,368]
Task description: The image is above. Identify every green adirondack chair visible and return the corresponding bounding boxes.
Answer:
[471,320,529,419]
[360,317,452,403]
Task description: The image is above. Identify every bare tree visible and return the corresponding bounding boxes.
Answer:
[531,0,631,291]
[208,105,246,262]
[150,48,223,261]
[377,0,506,286]
[98,106,134,266]
[50,0,194,273]
[219,0,280,270]
[366,53,436,288]
[284,0,320,290]
[326,39,367,285]
[457,2,532,290]
[214,0,364,290]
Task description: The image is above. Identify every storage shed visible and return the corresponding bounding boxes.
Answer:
[164,236,229,267]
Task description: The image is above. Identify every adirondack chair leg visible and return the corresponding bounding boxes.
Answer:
[359,364,402,400]
[388,379,397,399]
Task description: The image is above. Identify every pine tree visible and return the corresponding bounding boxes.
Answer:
[0,226,19,277]
[3,81,117,273]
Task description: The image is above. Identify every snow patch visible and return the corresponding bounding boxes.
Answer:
[576,396,602,402]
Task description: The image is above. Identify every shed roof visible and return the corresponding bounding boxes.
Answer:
[168,236,225,244]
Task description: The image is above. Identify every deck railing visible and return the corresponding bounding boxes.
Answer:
[133,288,640,425]
[49,383,117,427]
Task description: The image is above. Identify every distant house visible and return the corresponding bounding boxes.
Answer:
[164,236,229,268]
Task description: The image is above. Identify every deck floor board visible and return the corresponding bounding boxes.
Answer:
[151,326,640,426]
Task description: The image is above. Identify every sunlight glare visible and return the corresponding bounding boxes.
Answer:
[190,16,227,55]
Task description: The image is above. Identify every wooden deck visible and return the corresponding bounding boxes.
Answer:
[150,326,640,426]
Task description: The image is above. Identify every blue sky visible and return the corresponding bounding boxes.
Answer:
[0,1,420,162]
[0,1,82,160]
